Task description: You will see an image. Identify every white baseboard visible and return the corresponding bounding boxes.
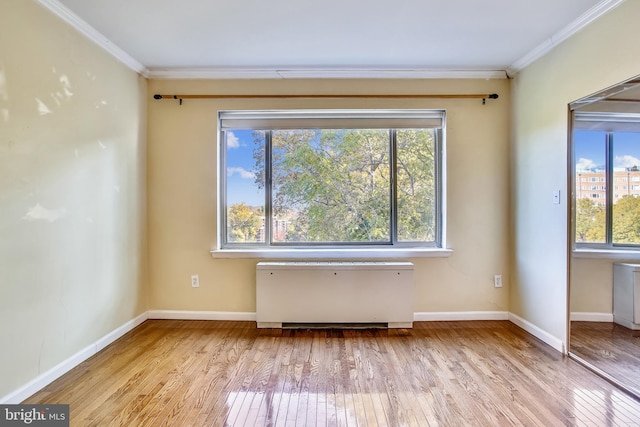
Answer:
[152,310,507,323]
[153,310,510,323]
[570,312,614,322]
[0,312,148,404]
[147,310,256,321]
[414,311,509,321]
[508,312,564,353]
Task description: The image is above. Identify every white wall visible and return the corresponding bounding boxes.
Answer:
[0,0,148,400]
[511,0,640,348]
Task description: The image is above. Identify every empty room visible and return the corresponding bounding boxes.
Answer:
[3,0,640,425]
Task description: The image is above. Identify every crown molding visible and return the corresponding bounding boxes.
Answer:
[507,0,626,76]
[36,0,149,77]
[147,67,508,80]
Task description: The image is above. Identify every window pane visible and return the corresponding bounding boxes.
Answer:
[225,130,265,243]
[574,130,606,244]
[396,129,436,242]
[612,132,640,245]
[220,109,445,249]
[271,129,391,243]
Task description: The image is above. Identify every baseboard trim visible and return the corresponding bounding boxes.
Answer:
[570,312,614,322]
[0,312,148,404]
[152,310,509,323]
[508,312,565,353]
[413,311,509,321]
[147,310,257,321]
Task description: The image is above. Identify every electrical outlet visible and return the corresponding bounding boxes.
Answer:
[191,274,199,288]
[494,274,503,288]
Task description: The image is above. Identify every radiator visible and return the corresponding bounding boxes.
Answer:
[256,261,414,328]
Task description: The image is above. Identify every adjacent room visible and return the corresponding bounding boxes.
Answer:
[3,0,640,424]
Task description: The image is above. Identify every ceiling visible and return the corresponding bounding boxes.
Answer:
[44,0,623,78]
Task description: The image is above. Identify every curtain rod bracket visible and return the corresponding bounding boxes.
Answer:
[484,93,499,105]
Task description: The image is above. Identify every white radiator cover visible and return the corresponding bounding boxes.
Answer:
[256,261,414,328]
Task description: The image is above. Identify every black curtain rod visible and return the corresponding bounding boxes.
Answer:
[153,93,499,105]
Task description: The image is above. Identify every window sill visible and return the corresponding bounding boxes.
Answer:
[210,247,453,259]
[572,249,640,260]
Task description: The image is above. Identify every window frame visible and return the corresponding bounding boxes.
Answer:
[571,111,640,251]
[218,109,446,251]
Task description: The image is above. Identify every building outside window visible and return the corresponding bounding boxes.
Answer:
[573,112,640,247]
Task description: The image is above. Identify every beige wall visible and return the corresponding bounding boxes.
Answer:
[0,1,148,399]
[147,78,511,314]
[571,258,613,314]
[511,0,640,345]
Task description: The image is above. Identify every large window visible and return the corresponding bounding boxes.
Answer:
[573,112,640,248]
[220,110,445,249]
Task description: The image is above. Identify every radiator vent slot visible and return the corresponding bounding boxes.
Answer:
[283,322,388,330]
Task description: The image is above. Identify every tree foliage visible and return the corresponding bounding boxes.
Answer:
[396,129,436,241]
[270,129,392,242]
[227,128,436,244]
[575,198,605,243]
[576,196,640,244]
[226,203,261,242]
[613,196,640,243]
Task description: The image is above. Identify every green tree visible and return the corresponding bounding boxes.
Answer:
[396,129,436,241]
[575,198,605,243]
[227,203,261,242]
[613,196,640,244]
[253,128,436,243]
[272,129,390,242]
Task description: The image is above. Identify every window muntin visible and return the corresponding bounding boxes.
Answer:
[220,110,444,249]
[573,113,640,248]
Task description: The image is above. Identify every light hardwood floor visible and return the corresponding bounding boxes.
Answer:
[571,321,640,397]
[26,320,640,426]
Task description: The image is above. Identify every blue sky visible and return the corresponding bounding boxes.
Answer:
[224,130,264,206]
[574,131,640,171]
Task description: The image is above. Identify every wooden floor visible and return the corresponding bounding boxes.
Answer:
[26,320,640,426]
[571,321,640,397]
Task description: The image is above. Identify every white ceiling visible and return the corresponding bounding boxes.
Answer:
[43,0,623,78]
